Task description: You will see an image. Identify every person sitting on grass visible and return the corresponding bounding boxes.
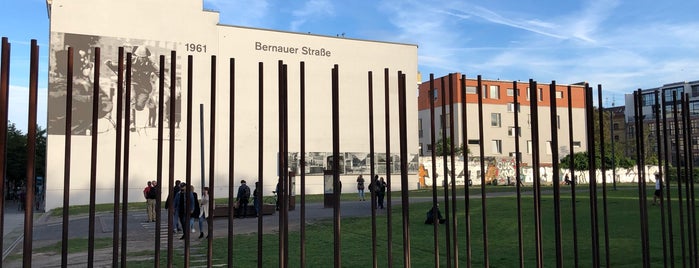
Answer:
[424,204,446,224]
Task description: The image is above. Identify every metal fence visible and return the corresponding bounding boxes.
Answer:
[1,37,697,267]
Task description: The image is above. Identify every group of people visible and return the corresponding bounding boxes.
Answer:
[356,175,388,209]
[148,180,211,239]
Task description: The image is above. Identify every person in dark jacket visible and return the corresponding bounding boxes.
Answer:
[174,183,194,239]
[236,180,251,218]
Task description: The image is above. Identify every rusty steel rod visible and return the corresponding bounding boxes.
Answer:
[121,52,133,268]
[597,84,611,267]
[633,90,648,268]
[368,71,378,268]
[428,74,440,267]
[0,37,10,266]
[112,47,124,267]
[681,94,695,268]
[398,72,411,268]
[256,62,264,268]
[567,85,579,268]
[529,79,543,267]
[660,90,676,268]
[440,76,452,268]
[155,55,165,268]
[87,47,101,266]
[513,81,524,268]
[447,73,458,268]
[228,58,235,267]
[22,38,39,268]
[639,89,650,267]
[550,81,563,268]
[671,91,686,267]
[586,84,600,268]
[687,94,699,268]
[300,61,307,268]
[167,50,177,268]
[461,75,472,268]
[332,64,342,268]
[208,55,217,266]
[384,67,394,268]
[655,91,669,268]
[184,55,194,266]
[61,46,74,267]
[477,75,490,267]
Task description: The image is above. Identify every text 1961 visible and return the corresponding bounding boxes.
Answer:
[185,43,207,53]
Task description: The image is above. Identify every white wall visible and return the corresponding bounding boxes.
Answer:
[45,0,418,210]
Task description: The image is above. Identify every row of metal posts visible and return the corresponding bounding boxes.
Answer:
[1,36,698,266]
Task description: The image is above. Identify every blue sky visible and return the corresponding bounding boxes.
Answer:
[2,0,699,131]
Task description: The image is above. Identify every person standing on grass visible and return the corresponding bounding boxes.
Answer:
[236,180,251,218]
[356,175,366,201]
[653,173,662,205]
[376,177,387,209]
[188,185,200,234]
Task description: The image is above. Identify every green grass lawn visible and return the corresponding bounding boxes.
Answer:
[188,187,694,267]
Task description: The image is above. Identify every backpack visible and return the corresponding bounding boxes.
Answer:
[146,186,157,199]
[241,185,251,200]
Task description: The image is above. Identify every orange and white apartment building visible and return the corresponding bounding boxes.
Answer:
[417,73,588,166]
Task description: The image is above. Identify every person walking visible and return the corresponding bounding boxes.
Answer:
[376,177,387,209]
[356,175,366,201]
[174,183,194,239]
[167,180,182,233]
[198,187,212,238]
[236,180,251,218]
[653,173,662,205]
[188,185,200,234]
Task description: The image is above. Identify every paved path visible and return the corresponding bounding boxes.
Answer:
[1,189,564,265]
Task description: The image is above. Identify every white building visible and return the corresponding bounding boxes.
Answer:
[45,0,418,210]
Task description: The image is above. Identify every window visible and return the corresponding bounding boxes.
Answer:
[482,85,488,99]
[538,88,543,102]
[526,88,530,101]
[440,113,450,129]
[614,135,620,141]
[573,141,582,147]
[556,91,563,99]
[427,144,433,151]
[507,103,520,112]
[613,123,620,130]
[509,152,521,161]
[490,85,500,99]
[527,140,533,154]
[546,141,552,155]
[491,113,501,127]
[508,126,521,137]
[418,119,423,138]
[507,88,514,96]
[692,85,699,97]
[492,140,502,154]
[557,115,561,129]
[466,86,477,94]
[468,139,480,145]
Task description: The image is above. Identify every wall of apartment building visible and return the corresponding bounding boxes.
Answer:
[417,74,587,166]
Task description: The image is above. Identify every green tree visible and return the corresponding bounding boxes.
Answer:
[434,137,468,156]
[4,122,47,186]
